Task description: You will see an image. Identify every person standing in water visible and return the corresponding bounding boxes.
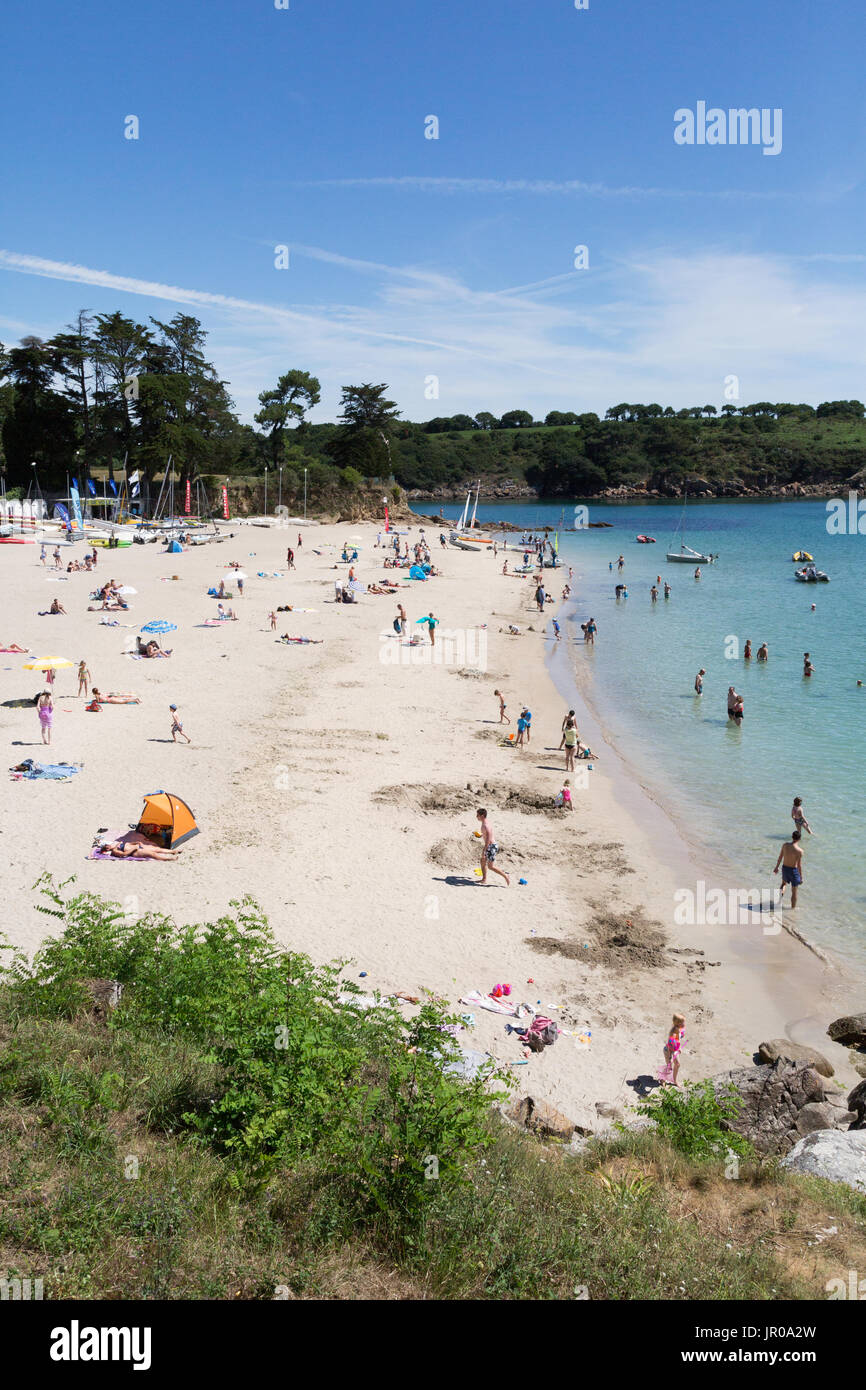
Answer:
[694,669,705,695]
[791,797,813,835]
[803,652,815,677]
[744,640,752,660]
[757,643,768,661]
[774,831,804,908]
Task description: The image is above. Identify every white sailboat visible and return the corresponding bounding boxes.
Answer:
[666,488,715,564]
[449,483,493,551]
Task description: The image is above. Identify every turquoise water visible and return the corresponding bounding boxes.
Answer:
[415,497,866,964]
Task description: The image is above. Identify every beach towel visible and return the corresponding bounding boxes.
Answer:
[459,989,520,1018]
[0,646,29,653]
[88,830,151,862]
[11,760,79,781]
[277,636,322,645]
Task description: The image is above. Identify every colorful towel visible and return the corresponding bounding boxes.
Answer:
[12,761,79,781]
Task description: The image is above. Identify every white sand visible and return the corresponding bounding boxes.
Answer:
[1,520,862,1128]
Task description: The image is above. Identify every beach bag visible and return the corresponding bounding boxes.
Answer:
[393,618,401,633]
[526,1016,558,1051]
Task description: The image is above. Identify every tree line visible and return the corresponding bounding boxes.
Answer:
[2,310,865,503]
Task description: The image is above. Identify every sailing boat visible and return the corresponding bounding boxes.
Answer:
[666,487,715,564]
[449,483,493,551]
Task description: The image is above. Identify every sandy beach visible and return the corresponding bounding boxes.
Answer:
[2,520,863,1129]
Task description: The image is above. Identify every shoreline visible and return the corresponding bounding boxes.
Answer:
[1,523,863,1131]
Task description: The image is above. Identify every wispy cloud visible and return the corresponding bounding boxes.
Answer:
[293,176,792,201]
[2,247,864,424]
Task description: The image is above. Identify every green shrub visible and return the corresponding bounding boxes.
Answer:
[637,1079,753,1162]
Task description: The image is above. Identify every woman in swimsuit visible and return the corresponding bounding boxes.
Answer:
[37,692,53,745]
[563,717,579,771]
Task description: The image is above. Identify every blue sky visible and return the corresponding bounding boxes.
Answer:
[1,0,864,423]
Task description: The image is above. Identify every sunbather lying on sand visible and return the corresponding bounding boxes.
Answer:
[102,830,183,860]
[90,689,141,704]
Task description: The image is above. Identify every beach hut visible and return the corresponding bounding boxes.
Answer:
[136,791,200,848]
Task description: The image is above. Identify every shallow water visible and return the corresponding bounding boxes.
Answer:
[415,497,866,965]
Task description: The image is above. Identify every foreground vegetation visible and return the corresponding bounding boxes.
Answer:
[1,882,864,1300]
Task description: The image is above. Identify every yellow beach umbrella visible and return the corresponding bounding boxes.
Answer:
[22,656,75,671]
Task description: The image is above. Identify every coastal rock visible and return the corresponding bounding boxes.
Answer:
[847,1080,866,1129]
[757,1038,834,1078]
[508,1096,576,1142]
[712,1061,832,1156]
[827,1013,866,1048]
[781,1130,866,1194]
[795,1102,852,1137]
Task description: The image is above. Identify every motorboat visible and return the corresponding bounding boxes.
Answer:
[636,534,656,544]
[795,566,829,583]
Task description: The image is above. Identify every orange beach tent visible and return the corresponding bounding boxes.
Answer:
[136,790,200,848]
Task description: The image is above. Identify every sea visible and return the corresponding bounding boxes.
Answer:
[412,497,866,966]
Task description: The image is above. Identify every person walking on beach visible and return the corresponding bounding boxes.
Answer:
[269,611,277,631]
[39,544,46,565]
[494,688,510,725]
[791,797,813,835]
[476,808,510,886]
[694,669,705,695]
[169,704,191,744]
[237,575,244,597]
[77,660,90,698]
[774,831,804,908]
[53,547,61,569]
[658,1013,686,1087]
[535,583,546,613]
[552,617,561,641]
[37,691,53,745]
[297,533,302,548]
[397,603,407,638]
[286,548,295,569]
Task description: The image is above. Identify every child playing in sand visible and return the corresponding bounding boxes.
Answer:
[555,780,574,811]
[476,809,510,887]
[658,1013,686,1086]
[494,688,510,725]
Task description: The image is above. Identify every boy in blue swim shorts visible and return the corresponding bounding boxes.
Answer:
[774,830,804,909]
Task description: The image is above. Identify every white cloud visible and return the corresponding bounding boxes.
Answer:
[1,245,863,422]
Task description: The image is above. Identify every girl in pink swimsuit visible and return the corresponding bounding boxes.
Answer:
[657,1012,686,1086]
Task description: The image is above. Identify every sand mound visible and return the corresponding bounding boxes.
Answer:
[528,907,667,972]
[373,782,565,817]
